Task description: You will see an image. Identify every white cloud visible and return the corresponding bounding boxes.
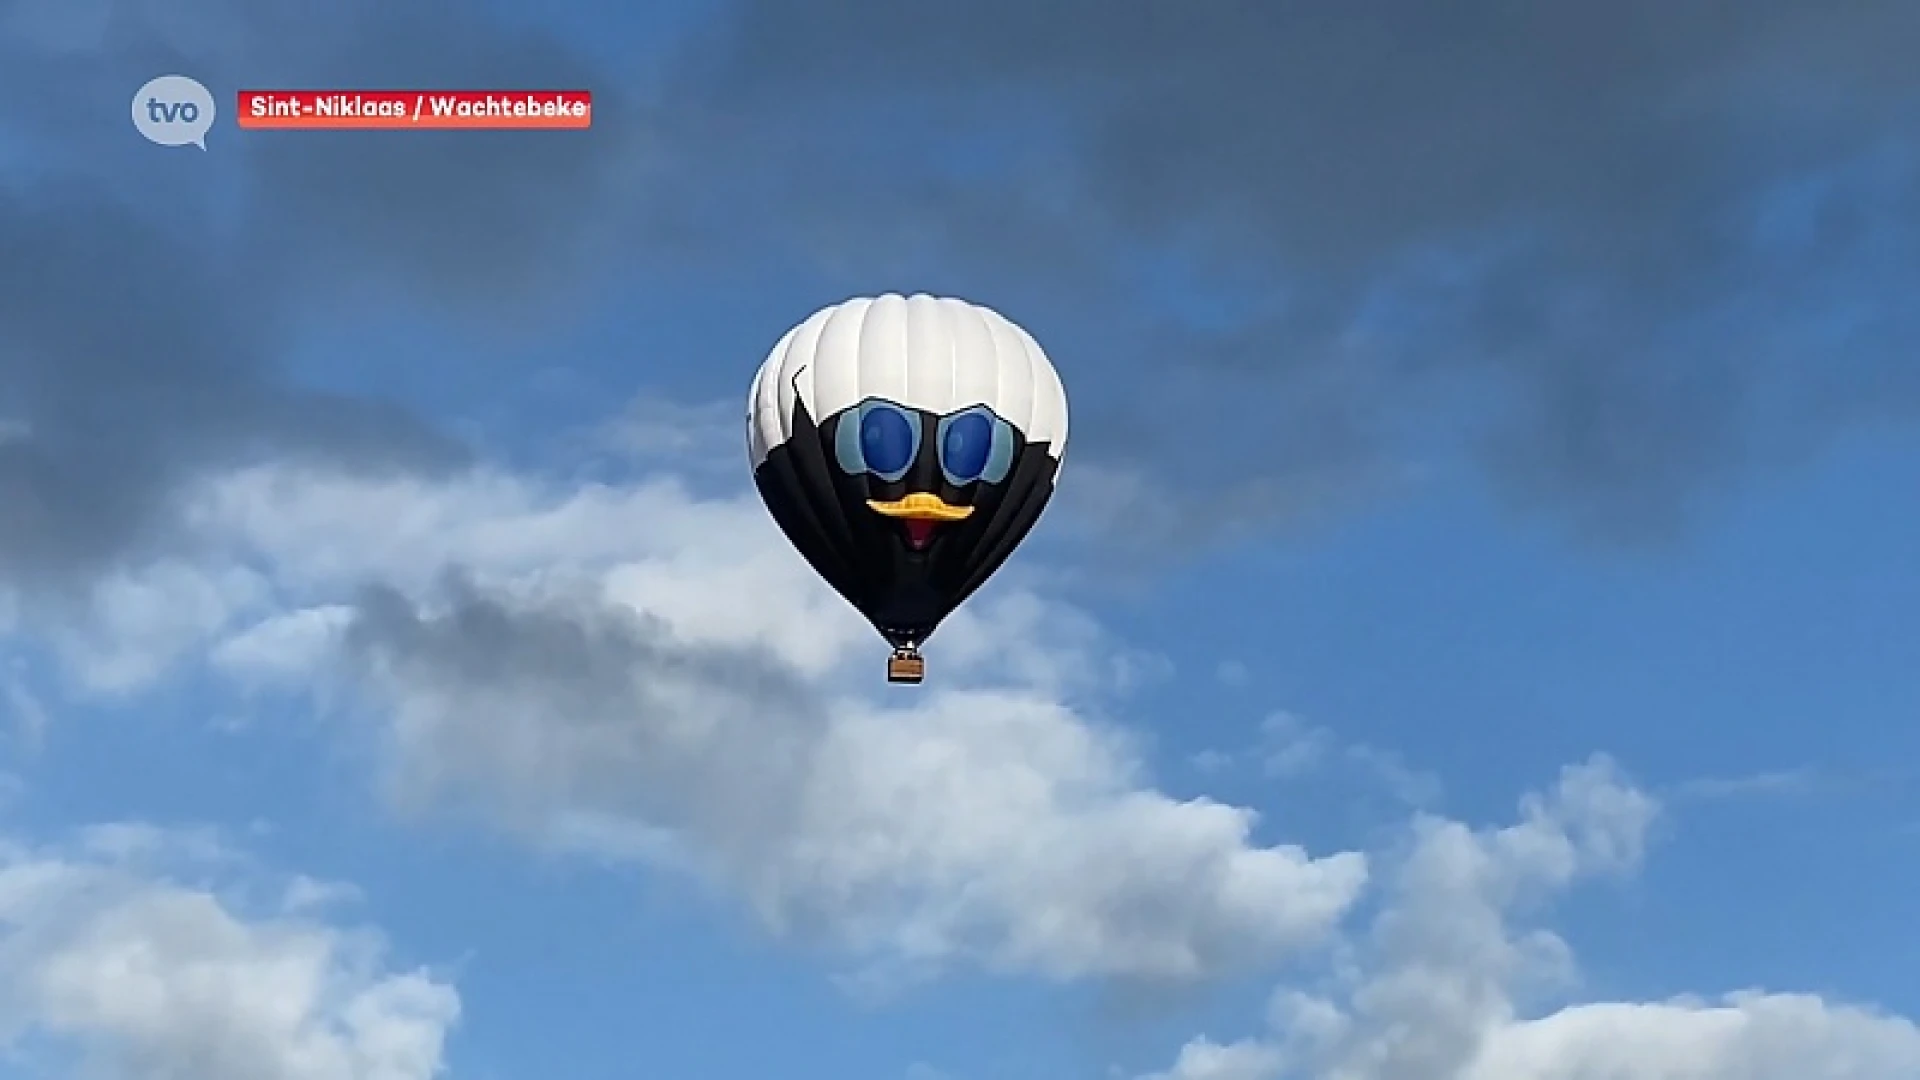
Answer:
[1673,768,1822,802]
[1191,749,1235,774]
[1142,1038,1285,1080]
[338,579,1362,983]
[9,413,1915,1077]
[1260,713,1336,777]
[0,825,458,1080]
[1144,758,1920,1079]
[136,460,1371,983]
[597,395,741,466]
[212,606,355,686]
[2,658,49,747]
[1198,711,1441,809]
[187,465,867,680]
[1462,993,1920,1079]
[49,560,273,696]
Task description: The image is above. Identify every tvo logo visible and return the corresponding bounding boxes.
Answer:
[132,75,215,149]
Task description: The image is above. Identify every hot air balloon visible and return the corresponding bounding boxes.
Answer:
[747,294,1070,684]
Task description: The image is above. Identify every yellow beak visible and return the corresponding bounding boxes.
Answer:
[866,492,974,521]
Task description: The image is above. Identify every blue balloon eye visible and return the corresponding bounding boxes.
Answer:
[834,401,921,481]
[940,413,992,482]
[861,406,915,475]
[937,408,1014,486]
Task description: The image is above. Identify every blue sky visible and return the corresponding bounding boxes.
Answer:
[0,2,1917,1078]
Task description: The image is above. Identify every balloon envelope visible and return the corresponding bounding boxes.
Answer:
[747,294,1069,651]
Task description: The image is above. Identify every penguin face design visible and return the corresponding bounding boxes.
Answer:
[825,398,1020,552]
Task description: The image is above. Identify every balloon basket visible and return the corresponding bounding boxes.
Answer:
[887,647,925,684]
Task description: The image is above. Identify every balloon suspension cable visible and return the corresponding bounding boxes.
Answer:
[886,641,925,685]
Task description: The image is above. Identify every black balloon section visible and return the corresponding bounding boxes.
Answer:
[752,395,1060,648]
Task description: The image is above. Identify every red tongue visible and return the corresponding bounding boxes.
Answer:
[903,519,939,550]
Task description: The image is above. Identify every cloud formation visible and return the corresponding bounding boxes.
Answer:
[181,461,1369,984]
[16,0,1912,596]
[668,2,1920,540]
[0,823,458,1080]
[0,0,650,594]
[1,2,1914,1074]
[5,413,1910,1075]
[1144,759,1920,1079]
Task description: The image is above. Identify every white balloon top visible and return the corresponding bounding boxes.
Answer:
[747,293,1069,469]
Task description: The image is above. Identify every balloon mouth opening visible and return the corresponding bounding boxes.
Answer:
[902,519,939,550]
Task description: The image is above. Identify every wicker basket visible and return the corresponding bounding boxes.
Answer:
[886,652,926,684]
